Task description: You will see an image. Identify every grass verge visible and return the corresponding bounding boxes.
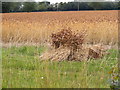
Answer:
[2,46,117,88]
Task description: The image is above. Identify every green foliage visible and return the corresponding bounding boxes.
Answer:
[2,46,117,88]
[10,2,22,12]
[2,2,119,13]
[2,2,22,13]
[37,3,48,11]
[89,2,103,10]
[108,66,120,90]
[22,2,36,12]
[2,46,46,56]
[118,2,120,9]
[2,2,12,13]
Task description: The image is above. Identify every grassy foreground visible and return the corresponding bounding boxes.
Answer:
[2,46,117,88]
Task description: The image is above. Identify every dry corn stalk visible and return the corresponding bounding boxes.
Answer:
[40,46,71,61]
[40,29,110,61]
[40,44,110,61]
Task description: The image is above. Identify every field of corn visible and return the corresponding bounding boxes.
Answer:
[2,10,119,88]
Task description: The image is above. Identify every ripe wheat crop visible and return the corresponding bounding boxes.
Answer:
[2,10,118,46]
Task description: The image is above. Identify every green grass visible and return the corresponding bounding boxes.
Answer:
[2,46,117,88]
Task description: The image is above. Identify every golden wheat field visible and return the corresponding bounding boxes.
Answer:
[2,10,119,45]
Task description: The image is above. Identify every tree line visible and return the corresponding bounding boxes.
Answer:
[2,1,120,13]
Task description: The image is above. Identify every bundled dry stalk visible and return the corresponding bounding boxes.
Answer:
[40,46,71,61]
[51,28,87,61]
[40,28,110,61]
[51,28,87,50]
